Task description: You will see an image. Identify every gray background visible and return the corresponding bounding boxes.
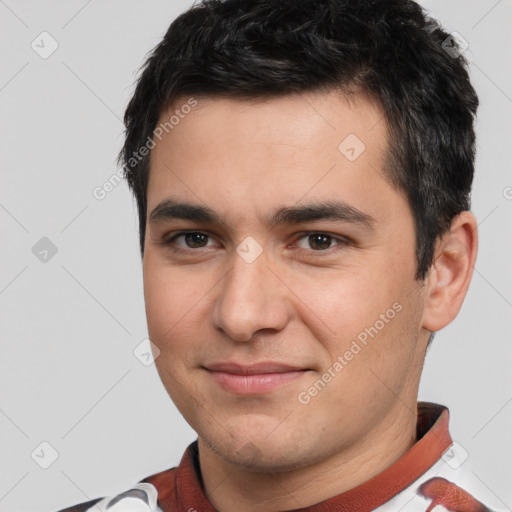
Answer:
[0,1,511,511]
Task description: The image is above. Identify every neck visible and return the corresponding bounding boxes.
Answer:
[198,400,418,512]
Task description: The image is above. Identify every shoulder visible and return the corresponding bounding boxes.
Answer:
[55,498,103,512]
[54,468,178,512]
[378,442,507,512]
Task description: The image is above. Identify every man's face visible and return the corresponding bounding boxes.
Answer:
[143,91,430,471]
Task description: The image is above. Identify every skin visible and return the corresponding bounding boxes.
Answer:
[142,90,478,511]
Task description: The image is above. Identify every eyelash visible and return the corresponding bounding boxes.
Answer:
[160,231,350,256]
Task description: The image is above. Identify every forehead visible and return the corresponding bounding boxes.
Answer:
[146,90,403,228]
[156,90,387,155]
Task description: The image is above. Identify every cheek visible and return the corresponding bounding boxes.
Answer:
[296,264,418,376]
[143,259,210,412]
[288,264,393,342]
[143,256,201,352]
[301,296,419,423]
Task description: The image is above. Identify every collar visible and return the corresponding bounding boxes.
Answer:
[145,402,452,512]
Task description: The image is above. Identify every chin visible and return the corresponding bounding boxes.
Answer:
[211,438,311,472]
[199,416,319,473]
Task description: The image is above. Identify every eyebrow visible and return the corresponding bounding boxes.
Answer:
[149,199,375,230]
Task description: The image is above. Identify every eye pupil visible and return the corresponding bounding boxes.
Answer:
[309,233,331,250]
[185,232,208,248]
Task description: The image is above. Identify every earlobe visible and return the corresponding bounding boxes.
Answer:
[422,211,478,333]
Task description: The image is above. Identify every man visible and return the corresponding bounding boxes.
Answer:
[57,0,502,510]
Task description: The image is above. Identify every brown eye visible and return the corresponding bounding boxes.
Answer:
[182,232,209,248]
[167,232,214,250]
[294,232,346,252]
[308,233,333,250]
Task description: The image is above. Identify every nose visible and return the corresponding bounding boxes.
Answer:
[212,245,291,343]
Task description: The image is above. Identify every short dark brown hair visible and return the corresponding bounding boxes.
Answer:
[119,0,479,281]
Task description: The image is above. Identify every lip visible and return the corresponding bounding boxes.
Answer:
[204,361,309,395]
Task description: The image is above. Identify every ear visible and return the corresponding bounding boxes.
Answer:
[422,211,478,332]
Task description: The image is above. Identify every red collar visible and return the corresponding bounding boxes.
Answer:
[143,402,451,512]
